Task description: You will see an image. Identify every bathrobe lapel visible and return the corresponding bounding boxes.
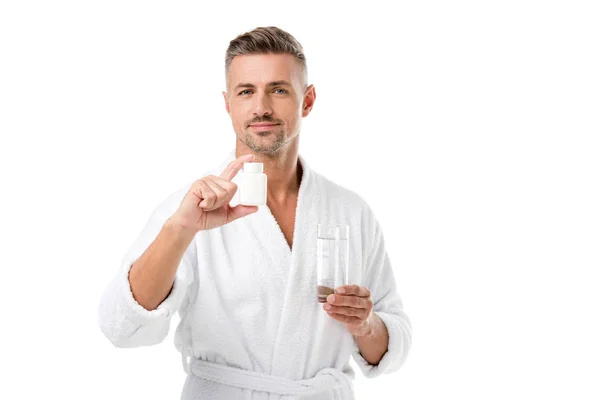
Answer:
[267,155,351,380]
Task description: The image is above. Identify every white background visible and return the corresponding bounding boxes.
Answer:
[1,1,599,399]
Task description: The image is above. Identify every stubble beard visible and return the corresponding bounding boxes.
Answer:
[241,126,288,156]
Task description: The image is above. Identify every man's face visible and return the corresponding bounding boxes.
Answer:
[223,53,315,155]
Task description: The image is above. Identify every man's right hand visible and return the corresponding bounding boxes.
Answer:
[170,154,259,233]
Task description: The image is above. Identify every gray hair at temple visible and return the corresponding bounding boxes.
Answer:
[225,26,308,90]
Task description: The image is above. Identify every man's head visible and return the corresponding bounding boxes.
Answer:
[222,26,316,156]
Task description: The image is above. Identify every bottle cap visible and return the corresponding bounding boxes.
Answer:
[244,162,263,173]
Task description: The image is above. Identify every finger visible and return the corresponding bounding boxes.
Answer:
[325,312,362,324]
[327,294,371,309]
[203,176,227,193]
[207,175,239,198]
[202,176,229,210]
[335,285,371,298]
[197,180,217,210]
[323,304,369,318]
[219,154,255,181]
[226,204,259,224]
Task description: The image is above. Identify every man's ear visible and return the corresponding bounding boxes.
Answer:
[302,84,316,117]
[222,91,230,114]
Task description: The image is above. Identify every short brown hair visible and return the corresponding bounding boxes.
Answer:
[225,26,307,89]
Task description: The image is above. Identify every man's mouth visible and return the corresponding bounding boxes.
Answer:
[249,123,279,131]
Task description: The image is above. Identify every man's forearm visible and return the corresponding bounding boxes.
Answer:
[128,218,197,311]
[354,313,389,365]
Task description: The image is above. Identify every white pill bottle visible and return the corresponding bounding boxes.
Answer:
[239,162,267,206]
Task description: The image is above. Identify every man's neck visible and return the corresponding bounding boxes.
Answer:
[235,141,302,205]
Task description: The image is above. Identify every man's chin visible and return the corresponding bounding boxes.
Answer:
[254,131,274,137]
[239,132,286,154]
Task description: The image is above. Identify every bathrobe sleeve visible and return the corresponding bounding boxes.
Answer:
[352,210,412,378]
[98,189,196,348]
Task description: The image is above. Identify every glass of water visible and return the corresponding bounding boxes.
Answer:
[317,224,349,303]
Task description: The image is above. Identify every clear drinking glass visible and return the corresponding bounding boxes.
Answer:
[317,224,349,303]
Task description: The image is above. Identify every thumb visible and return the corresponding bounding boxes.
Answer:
[226,204,259,223]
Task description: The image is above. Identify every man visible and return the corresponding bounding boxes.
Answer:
[98,26,411,399]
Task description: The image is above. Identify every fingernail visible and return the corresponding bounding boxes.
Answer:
[328,295,335,303]
[324,304,331,310]
[337,288,345,294]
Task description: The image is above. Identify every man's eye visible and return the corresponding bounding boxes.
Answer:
[274,88,288,94]
[238,90,252,95]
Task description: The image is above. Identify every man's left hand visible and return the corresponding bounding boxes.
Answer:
[323,285,375,338]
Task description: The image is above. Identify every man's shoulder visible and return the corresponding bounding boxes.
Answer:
[311,169,371,211]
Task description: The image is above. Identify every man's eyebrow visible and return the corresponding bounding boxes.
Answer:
[267,80,291,87]
[233,81,292,91]
[234,83,255,91]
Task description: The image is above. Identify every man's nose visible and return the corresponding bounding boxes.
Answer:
[252,92,273,117]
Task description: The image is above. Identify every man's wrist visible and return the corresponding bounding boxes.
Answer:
[164,216,199,241]
[353,315,377,338]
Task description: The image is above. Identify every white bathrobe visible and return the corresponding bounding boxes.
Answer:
[98,150,412,399]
